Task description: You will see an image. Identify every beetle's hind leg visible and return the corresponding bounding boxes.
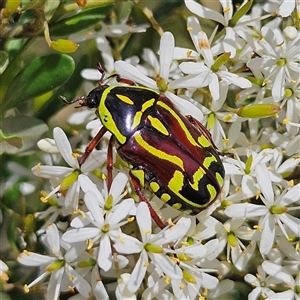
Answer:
[129,172,166,229]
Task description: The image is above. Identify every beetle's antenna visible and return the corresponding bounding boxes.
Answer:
[97,62,106,86]
[59,95,86,108]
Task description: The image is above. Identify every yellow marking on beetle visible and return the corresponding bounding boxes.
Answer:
[134,134,184,170]
[190,167,205,190]
[116,94,134,105]
[161,193,171,202]
[172,203,182,210]
[207,184,217,200]
[131,169,145,187]
[157,101,200,148]
[198,135,211,148]
[100,86,126,144]
[150,182,160,193]
[148,116,169,136]
[216,172,224,187]
[203,156,217,168]
[131,98,156,130]
[168,170,185,195]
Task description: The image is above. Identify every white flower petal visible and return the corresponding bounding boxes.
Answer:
[110,172,128,203]
[46,224,61,255]
[114,233,143,254]
[108,199,134,226]
[62,227,100,243]
[225,203,267,218]
[66,264,92,297]
[150,253,182,280]
[185,0,225,25]
[256,164,274,204]
[18,252,56,266]
[279,213,300,236]
[260,215,275,255]
[31,165,72,178]
[114,61,156,89]
[53,127,79,169]
[127,250,148,293]
[136,202,152,239]
[98,234,113,271]
[159,32,174,80]
[280,184,300,206]
[46,267,64,300]
[84,191,104,223]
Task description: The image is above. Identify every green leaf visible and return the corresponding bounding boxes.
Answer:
[0,116,48,154]
[35,54,90,121]
[50,4,113,37]
[2,54,75,113]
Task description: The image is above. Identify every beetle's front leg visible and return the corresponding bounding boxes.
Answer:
[79,126,108,166]
[129,172,166,229]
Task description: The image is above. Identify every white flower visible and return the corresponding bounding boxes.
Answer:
[244,265,277,300]
[247,26,300,101]
[18,224,91,300]
[225,164,300,255]
[262,260,300,300]
[32,127,106,212]
[62,187,134,271]
[114,32,203,120]
[114,202,191,293]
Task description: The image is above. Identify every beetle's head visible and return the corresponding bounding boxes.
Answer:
[84,85,109,108]
[59,84,109,109]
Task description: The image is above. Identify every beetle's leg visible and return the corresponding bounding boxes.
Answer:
[107,136,114,191]
[79,126,107,166]
[129,172,166,229]
[108,74,137,86]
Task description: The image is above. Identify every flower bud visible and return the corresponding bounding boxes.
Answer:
[237,104,280,118]
[60,170,80,192]
[50,39,79,53]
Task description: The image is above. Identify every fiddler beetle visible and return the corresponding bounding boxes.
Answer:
[61,63,225,228]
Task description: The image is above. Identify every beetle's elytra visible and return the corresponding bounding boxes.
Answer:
[61,66,225,223]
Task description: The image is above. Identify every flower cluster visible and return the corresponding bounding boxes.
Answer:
[15,1,300,299]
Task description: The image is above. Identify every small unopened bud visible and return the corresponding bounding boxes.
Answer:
[50,39,79,53]
[182,270,197,284]
[237,104,280,118]
[283,26,298,41]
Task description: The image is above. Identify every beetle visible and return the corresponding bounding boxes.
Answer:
[61,64,225,228]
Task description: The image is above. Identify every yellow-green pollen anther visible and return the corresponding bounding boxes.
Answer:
[144,243,163,253]
[104,194,114,211]
[244,155,253,175]
[101,223,110,234]
[284,88,293,98]
[182,270,197,284]
[45,260,65,272]
[228,232,237,247]
[207,113,216,130]
[77,258,96,268]
[269,205,288,214]
[276,58,286,66]
[60,170,80,191]
[187,236,194,245]
[156,76,168,92]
